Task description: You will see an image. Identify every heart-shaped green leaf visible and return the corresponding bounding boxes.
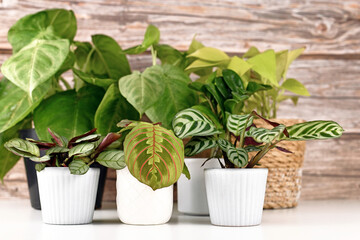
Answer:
[8,9,76,53]
[96,150,126,170]
[95,84,139,135]
[124,122,184,190]
[69,158,90,175]
[1,39,70,97]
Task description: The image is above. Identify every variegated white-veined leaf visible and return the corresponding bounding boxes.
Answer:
[29,155,51,162]
[216,139,248,167]
[68,143,96,157]
[74,134,101,144]
[46,146,69,155]
[226,114,254,136]
[172,108,221,139]
[282,121,344,141]
[4,138,40,158]
[96,150,126,170]
[35,163,46,172]
[69,158,90,175]
[249,124,286,143]
[184,137,217,157]
[245,145,263,152]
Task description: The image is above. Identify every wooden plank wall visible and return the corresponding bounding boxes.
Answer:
[0,0,360,201]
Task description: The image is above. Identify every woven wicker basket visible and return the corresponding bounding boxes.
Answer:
[252,119,306,209]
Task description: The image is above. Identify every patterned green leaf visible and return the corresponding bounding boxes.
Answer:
[184,137,217,157]
[30,155,51,163]
[282,121,344,141]
[69,143,96,157]
[124,122,184,190]
[96,150,126,170]
[1,39,70,97]
[249,125,286,143]
[172,108,221,139]
[4,138,40,158]
[69,159,89,175]
[75,134,101,143]
[46,146,69,155]
[227,114,254,136]
[216,139,248,167]
[35,163,46,172]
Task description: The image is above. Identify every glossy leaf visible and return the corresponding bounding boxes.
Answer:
[8,9,76,53]
[227,114,254,136]
[29,155,51,162]
[172,108,221,139]
[69,143,96,157]
[184,137,217,157]
[282,78,310,96]
[123,25,160,54]
[0,79,50,132]
[96,150,126,170]
[124,122,184,190]
[282,121,344,141]
[1,39,70,97]
[95,84,139,135]
[69,158,90,175]
[46,146,69,155]
[4,138,40,158]
[34,86,105,142]
[222,69,245,92]
[246,82,272,93]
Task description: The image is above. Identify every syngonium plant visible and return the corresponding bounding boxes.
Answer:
[172,71,344,168]
[117,121,188,190]
[4,128,125,174]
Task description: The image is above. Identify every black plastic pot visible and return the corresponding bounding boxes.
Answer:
[19,129,107,210]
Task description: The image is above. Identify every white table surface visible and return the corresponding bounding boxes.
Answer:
[0,199,359,240]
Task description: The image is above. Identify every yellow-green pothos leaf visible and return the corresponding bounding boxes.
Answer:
[123,25,160,54]
[187,47,229,62]
[4,138,40,158]
[69,158,90,175]
[96,150,126,170]
[1,39,70,98]
[282,78,310,96]
[124,122,184,190]
[247,50,278,86]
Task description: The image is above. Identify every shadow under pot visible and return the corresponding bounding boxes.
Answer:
[116,167,173,225]
[177,158,223,216]
[205,168,268,227]
[37,167,100,224]
[19,129,107,210]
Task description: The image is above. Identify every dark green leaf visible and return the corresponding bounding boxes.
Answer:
[69,143,96,157]
[72,68,116,89]
[4,138,40,158]
[222,69,245,92]
[96,150,126,170]
[69,158,90,175]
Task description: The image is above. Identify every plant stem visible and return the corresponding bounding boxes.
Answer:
[150,45,157,66]
[222,150,235,168]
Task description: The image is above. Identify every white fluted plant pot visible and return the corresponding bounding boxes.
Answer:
[116,167,173,225]
[177,158,223,215]
[205,168,268,227]
[37,167,100,225]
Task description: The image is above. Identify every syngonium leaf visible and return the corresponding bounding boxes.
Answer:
[34,85,105,142]
[281,121,344,141]
[69,158,90,175]
[4,138,40,158]
[95,84,139,135]
[8,9,77,53]
[0,118,31,181]
[96,150,126,170]
[123,122,184,190]
[0,78,50,132]
[72,68,117,89]
[172,108,221,139]
[123,25,160,54]
[1,39,70,97]
[154,44,187,70]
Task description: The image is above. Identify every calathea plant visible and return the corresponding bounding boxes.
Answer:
[117,121,188,190]
[172,69,344,168]
[4,128,125,174]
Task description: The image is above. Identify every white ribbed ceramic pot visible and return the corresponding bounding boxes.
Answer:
[177,158,222,215]
[116,167,173,225]
[37,167,100,225]
[205,168,268,227]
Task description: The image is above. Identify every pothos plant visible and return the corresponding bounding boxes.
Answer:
[4,128,125,174]
[172,73,344,168]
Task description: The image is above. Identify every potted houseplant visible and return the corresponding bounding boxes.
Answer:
[173,103,344,226]
[115,121,189,225]
[4,128,125,224]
